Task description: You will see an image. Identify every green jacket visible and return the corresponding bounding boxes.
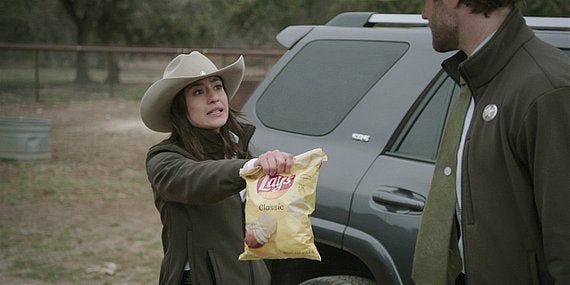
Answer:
[441,9,570,284]
[146,125,271,285]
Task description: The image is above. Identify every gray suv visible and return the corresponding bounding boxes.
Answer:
[242,12,570,285]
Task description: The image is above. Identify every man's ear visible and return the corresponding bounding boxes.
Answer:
[442,0,461,9]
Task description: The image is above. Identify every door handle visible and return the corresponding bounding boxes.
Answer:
[372,186,425,212]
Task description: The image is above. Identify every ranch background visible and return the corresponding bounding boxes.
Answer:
[0,0,567,283]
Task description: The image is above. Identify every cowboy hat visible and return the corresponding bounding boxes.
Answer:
[140,51,244,132]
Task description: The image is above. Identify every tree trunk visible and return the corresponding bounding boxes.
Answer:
[74,21,92,83]
[59,0,94,83]
[105,53,120,84]
[74,51,91,83]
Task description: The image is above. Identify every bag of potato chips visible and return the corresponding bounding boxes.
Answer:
[238,148,327,261]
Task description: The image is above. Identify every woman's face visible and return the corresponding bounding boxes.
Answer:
[184,76,229,132]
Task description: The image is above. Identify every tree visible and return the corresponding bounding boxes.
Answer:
[95,0,137,84]
[523,0,569,17]
[58,0,103,83]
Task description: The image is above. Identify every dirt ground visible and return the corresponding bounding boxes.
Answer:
[0,98,168,284]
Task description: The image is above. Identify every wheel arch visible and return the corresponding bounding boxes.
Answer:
[342,226,403,285]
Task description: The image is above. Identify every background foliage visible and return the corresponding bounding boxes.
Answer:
[1,0,568,48]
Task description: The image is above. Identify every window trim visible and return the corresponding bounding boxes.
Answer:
[255,39,410,136]
[383,69,455,163]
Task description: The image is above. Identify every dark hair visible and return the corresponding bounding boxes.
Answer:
[167,88,251,161]
[460,0,524,16]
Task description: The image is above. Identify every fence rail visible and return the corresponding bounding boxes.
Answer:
[0,42,285,102]
[0,42,285,56]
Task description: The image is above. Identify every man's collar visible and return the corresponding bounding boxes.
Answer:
[442,9,533,91]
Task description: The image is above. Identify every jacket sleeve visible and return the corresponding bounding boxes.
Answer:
[517,87,570,283]
[146,148,249,205]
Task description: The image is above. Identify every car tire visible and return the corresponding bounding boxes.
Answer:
[298,275,375,285]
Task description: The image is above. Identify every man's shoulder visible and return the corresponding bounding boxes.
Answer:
[520,36,570,88]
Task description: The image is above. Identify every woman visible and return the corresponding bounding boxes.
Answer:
[140,51,293,285]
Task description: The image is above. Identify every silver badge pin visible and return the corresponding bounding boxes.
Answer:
[482,104,498,122]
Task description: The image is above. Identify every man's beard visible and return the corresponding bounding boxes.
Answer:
[429,3,459,52]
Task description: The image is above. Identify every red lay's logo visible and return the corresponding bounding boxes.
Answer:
[257,174,296,199]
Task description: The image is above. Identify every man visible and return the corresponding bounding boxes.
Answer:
[412,0,570,284]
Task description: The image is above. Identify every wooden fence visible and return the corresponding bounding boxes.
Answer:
[0,43,284,105]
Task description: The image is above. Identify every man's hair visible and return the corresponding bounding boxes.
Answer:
[460,0,524,15]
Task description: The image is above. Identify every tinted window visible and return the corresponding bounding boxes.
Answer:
[256,40,408,135]
[390,73,459,161]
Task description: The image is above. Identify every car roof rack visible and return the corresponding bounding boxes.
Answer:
[524,17,570,31]
[369,14,427,27]
[327,12,570,31]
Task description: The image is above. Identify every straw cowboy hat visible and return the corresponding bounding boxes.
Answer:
[140,51,244,132]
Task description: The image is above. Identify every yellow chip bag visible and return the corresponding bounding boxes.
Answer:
[238,148,327,261]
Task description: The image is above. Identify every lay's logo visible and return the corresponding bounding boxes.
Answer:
[257,174,296,199]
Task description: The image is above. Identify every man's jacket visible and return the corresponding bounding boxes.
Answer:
[441,9,570,284]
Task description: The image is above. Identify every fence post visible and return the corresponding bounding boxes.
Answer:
[107,52,114,97]
[34,50,40,102]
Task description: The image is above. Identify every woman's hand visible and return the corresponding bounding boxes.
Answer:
[255,150,294,176]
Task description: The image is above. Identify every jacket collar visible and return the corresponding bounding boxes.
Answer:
[195,128,225,155]
[442,9,534,95]
[150,123,255,160]
[195,124,255,157]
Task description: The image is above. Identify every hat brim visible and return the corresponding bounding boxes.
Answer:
[140,55,244,132]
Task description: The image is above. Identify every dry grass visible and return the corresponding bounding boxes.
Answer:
[0,98,167,284]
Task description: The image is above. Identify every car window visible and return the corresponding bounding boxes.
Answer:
[256,40,409,136]
[389,73,459,162]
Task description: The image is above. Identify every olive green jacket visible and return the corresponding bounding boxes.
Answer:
[441,9,570,284]
[146,125,271,285]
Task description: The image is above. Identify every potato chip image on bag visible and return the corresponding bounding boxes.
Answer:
[238,148,327,261]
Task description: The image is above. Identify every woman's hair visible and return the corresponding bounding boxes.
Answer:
[167,87,252,161]
[460,0,524,16]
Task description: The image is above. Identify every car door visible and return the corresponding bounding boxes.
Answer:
[346,72,460,285]
[246,34,424,248]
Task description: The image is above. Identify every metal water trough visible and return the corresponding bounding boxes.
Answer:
[0,117,51,160]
